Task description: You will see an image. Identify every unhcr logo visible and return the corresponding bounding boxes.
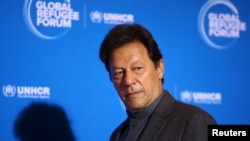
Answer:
[180,90,222,104]
[2,84,50,99]
[90,10,134,25]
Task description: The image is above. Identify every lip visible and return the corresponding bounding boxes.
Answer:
[126,91,141,97]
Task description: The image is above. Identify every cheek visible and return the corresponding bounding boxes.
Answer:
[140,72,156,83]
[141,72,158,87]
[113,82,120,91]
[113,81,124,94]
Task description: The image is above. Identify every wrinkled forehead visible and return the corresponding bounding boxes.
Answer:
[109,42,152,68]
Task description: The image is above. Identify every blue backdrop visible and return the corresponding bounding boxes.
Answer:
[1,0,250,140]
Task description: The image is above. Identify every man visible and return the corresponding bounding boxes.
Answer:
[99,23,217,141]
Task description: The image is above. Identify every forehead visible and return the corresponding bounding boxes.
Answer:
[109,42,151,67]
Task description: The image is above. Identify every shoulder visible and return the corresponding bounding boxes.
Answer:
[159,90,217,124]
[173,100,217,124]
[110,119,128,141]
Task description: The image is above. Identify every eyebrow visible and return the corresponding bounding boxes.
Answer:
[112,61,143,68]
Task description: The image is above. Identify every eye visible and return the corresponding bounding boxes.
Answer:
[133,67,143,72]
[113,70,123,79]
[115,70,123,75]
[135,67,142,70]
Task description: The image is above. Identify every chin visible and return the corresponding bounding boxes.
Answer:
[127,105,143,112]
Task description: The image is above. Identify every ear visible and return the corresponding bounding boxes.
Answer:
[157,59,164,80]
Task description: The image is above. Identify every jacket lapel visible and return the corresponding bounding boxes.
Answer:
[138,90,175,141]
[138,115,167,141]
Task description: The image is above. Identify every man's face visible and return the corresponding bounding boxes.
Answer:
[109,41,164,113]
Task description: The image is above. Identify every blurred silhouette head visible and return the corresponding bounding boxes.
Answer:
[14,102,75,141]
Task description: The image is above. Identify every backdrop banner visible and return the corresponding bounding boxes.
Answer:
[1,0,250,140]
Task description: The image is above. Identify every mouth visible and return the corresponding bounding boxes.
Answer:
[125,91,141,97]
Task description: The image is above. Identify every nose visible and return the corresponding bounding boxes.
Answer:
[122,70,136,86]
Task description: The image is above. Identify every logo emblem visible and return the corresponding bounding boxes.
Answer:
[180,90,192,103]
[198,0,246,49]
[23,0,79,40]
[90,11,103,23]
[2,85,16,97]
